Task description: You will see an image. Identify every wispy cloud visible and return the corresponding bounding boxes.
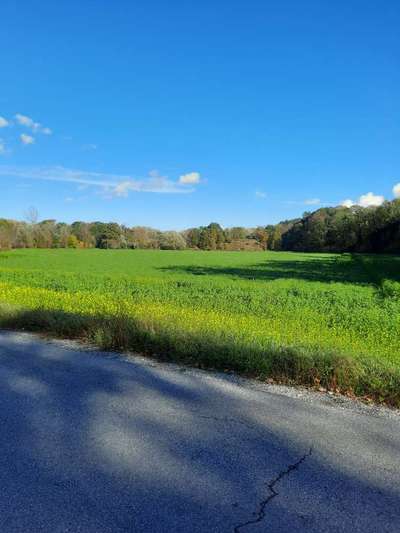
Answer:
[0,116,9,128]
[0,165,199,197]
[255,190,267,198]
[0,139,6,154]
[304,198,321,206]
[82,143,97,151]
[393,183,400,199]
[287,198,322,206]
[15,114,52,135]
[20,133,35,145]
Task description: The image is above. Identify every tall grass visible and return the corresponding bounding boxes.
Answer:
[0,249,399,405]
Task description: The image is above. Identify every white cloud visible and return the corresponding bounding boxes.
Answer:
[179,171,201,185]
[358,192,384,207]
[20,133,35,145]
[341,199,355,208]
[0,165,198,197]
[304,198,321,206]
[0,116,9,128]
[341,192,385,208]
[15,114,37,128]
[393,183,400,199]
[255,191,267,198]
[15,113,52,135]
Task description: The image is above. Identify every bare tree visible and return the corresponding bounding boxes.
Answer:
[24,206,39,225]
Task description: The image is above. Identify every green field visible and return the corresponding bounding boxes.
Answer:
[0,249,399,405]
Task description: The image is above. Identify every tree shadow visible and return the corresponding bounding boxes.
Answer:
[1,304,399,406]
[0,329,399,531]
[159,254,400,285]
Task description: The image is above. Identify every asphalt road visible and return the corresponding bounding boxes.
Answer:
[0,330,399,532]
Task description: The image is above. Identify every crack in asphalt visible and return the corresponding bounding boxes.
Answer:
[233,447,313,532]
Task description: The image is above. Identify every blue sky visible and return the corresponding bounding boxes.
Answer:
[0,0,399,229]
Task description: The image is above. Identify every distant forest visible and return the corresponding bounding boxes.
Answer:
[1,199,400,253]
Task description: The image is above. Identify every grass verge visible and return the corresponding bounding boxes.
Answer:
[0,295,399,407]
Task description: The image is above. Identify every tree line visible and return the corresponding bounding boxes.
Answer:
[281,199,400,253]
[1,199,399,252]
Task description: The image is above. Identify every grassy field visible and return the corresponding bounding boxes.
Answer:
[0,249,399,405]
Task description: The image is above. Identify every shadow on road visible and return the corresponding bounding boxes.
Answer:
[0,331,399,532]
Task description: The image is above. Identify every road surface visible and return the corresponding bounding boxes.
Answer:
[0,330,399,532]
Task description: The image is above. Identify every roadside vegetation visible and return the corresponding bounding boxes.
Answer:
[0,249,399,406]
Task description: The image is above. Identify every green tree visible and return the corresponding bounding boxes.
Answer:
[67,234,80,248]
